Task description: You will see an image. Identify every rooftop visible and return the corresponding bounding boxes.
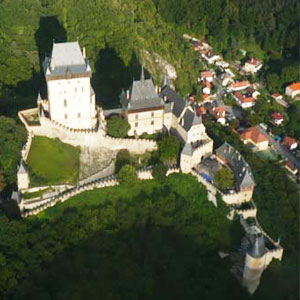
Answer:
[287,82,300,91]
[240,127,268,144]
[215,143,255,190]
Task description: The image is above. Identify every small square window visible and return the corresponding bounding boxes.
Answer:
[151,120,154,125]
[151,112,154,117]
[78,113,81,118]
[64,114,68,119]
[135,114,138,120]
[135,122,138,127]
[64,99,67,107]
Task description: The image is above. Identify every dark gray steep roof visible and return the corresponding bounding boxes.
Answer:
[162,75,171,88]
[121,68,164,110]
[182,143,193,156]
[248,235,267,258]
[43,42,91,76]
[215,142,255,190]
[182,108,203,132]
[164,102,173,113]
[160,85,187,118]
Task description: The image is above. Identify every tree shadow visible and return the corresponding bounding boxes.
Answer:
[92,47,147,109]
[0,16,67,117]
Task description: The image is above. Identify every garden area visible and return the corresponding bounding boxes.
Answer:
[27,136,80,186]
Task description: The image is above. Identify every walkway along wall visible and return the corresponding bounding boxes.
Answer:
[19,110,157,155]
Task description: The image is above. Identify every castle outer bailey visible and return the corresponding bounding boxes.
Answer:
[16,41,283,296]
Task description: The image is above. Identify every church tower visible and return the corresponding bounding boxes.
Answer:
[43,41,97,129]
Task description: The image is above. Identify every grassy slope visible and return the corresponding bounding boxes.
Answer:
[27,136,80,186]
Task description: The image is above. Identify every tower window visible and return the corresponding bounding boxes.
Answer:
[151,120,154,125]
[135,114,138,120]
[151,112,154,117]
[135,122,138,127]
[78,112,81,118]
[64,99,67,107]
[64,114,68,119]
[82,87,84,92]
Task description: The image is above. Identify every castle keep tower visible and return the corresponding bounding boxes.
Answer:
[43,42,97,129]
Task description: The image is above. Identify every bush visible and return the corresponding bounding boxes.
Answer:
[115,150,132,173]
[107,115,130,138]
[214,167,235,190]
[158,135,181,164]
[152,163,168,180]
[118,164,138,185]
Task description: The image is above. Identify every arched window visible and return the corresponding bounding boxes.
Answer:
[64,99,67,107]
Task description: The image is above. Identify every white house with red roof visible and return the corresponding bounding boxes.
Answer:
[285,82,300,98]
[240,127,269,151]
[228,81,250,92]
[281,137,298,150]
[284,161,298,175]
[202,81,211,95]
[234,92,256,109]
[221,73,234,86]
[272,93,289,108]
[209,106,226,125]
[271,112,284,126]
[200,71,214,82]
[244,57,263,73]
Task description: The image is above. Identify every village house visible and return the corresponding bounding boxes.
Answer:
[200,71,214,82]
[41,42,97,129]
[281,136,298,150]
[221,73,234,87]
[243,57,263,73]
[202,50,221,64]
[228,81,250,92]
[285,82,300,98]
[209,106,226,125]
[203,81,211,95]
[234,92,256,109]
[216,60,229,68]
[271,112,284,126]
[271,93,289,108]
[284,161,298,175]
[240,127,269,151]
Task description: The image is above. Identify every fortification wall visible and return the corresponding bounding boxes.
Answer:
[19,109,157,154]
[21,132,33,162]
[235,207,257,219]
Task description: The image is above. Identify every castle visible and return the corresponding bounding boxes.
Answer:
[16,41,283,295]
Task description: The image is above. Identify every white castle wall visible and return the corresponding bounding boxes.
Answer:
[19,110,157,155]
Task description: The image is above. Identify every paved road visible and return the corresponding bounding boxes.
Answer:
[256,125,299,168]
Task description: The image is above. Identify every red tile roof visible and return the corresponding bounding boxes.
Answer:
[247,57,261,66]
[272,93,282,98]
[282,136,297,147]
[284,161,297,172]
[287,82,300,91]
[201,71,213,78]
[197,106,207,116]
[203,94,209,100]
[231,81,249,88]
[272,112,284,120]
[240,127,268,144]
[210,106,225,119]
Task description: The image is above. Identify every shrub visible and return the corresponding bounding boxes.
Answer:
[118,164,138,185]
[106,115,130,138]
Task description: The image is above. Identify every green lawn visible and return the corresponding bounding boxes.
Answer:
[27,136,80,186]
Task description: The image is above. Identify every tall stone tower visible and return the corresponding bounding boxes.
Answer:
[43,41,97,129]
[242,235,267,294]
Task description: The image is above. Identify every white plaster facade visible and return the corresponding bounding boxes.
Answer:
[44,42,97,129]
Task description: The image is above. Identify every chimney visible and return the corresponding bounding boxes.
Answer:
[126,90,130,100]
[155,85,159,93]
[82,47,86,59]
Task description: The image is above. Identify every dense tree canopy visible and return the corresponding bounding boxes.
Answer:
[118,164,138,185]
[157,135,181,164]
[0,117,26,187]
[215,167,235,190]
[106,115,130,138]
